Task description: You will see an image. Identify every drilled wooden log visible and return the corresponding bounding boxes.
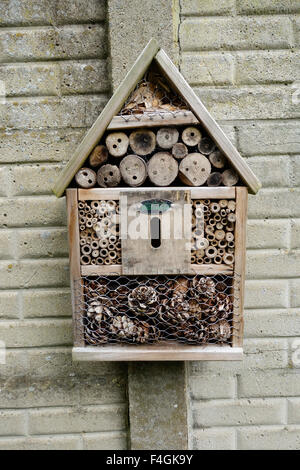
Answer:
[119,154,147,187]
[97,164,121,188]
[179,153,211,186]
[209,150,226,169]
[222,169,239,186]
[129,130,156,155]
[198,137,215,155]
[89,145,108,167]
[207,172,223,187]
[182,127,202,146]
[156,127,179,149]
[106,132,129,157]
[148,152,178,186]
[75,167,96,189]
[172,142,188,160]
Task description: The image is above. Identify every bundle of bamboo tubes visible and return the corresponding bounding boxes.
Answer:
[78,200,121,266]
[191,199,236,266]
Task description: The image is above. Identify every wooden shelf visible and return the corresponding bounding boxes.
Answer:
[107,110,199,130]
[72,344,243,361]
[78,187,236,201]
[81,264,233,276]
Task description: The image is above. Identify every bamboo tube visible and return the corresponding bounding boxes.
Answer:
[204,257,212,264]
[81,245,92,255]
[218,240,227,248]
[214,255,222,264]
[225,232,234,242]
[206,247,218,258]
[81,255,91,265]
[196,258,204,264]
[96,258,104,265]
[92,250,99,258]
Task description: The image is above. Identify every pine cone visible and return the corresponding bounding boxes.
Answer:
[148,277,174,295]
[84,279,107,300]
[173,277,189,298]
[192,276,216,299]
[128,285,158,316]
[110,315,158,343]
[178,320,209,344]
[85,297,112,345]
[208,319,231,343]
[202,293,232,322]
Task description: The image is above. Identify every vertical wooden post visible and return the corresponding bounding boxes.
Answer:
[232,187,248,348]
[66,189,85,347]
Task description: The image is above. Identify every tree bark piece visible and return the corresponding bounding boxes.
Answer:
[97,164,121,188]
[120,154,147,187]
[156,127,179,149]
[182,127,202,146]
[129,130,156,155]
[147,152,178,186]
[172,143,188,159]
[222,169,239,186]
[179,153,211,186]
[198,137,215,155]
[207,172,223,187]
[75,167,97,189]
[106,132,129,157]
[209,150,226,169]
[89,145,108,167]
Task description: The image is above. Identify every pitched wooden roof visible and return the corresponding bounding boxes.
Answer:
[53,39,261,197]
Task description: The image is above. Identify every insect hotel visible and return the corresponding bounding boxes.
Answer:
[53,39,261,361]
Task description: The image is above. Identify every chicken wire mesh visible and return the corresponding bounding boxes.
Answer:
[118,69,189,122]
[73,274,241,347]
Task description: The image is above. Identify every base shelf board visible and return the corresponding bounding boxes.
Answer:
[72,344,243,361]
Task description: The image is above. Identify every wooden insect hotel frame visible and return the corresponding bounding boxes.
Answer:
[53,39,261,361]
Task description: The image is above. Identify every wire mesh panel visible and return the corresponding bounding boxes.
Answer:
[74,274,240,347]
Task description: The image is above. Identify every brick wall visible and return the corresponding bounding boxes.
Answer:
[179,0,300,450]
[0,0,128,450]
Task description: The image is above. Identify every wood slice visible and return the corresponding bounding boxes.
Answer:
[198,137,215,155]
[75,167,97,188]
[207,172,223,187]
[178,153,211,187]
[119,154,147,187]
[172,143,188,159]
[147,152,178,186]
[106,132,129,157]
[97,164,121,188]
[88,145,108,167]
[182,127,202,146]
[209,150,226,169]
[156,127,179,149]
[222,169,239,186]
[129,130,156,155]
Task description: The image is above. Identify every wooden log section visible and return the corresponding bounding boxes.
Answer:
[106,132,129,157]
[129,130,156,155]
[179,153,211,186]
[172,143,188,160]
[148,152,178,186]
[209,150,226,169]
[119,154,147,187]
[207,172,223,187]
[75,167,97,189]
[89,145,108,167]
[156,127,179,149]
[222,169,239,187]
[97,164,121,188]
[182,127,202,146]
[198,137,215,155]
